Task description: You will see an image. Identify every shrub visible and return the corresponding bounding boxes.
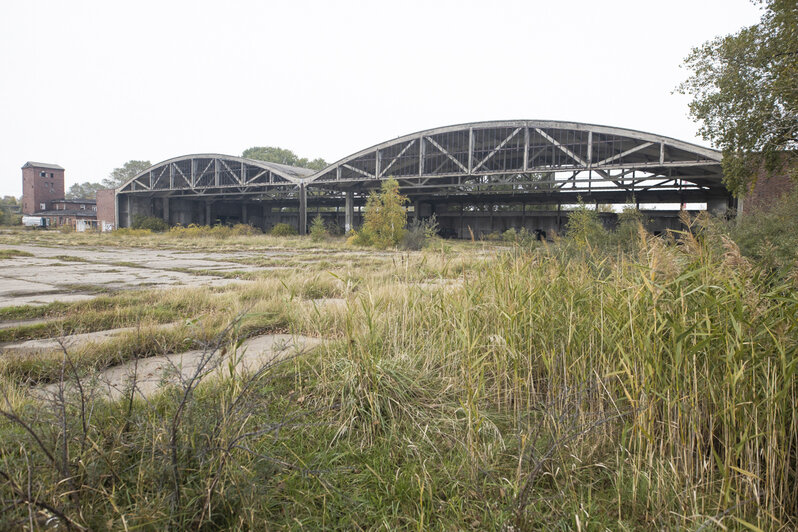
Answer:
[565,201,608,246]
[114,227,153,236]
[729,187,798,271]
[614,207,646,250]
[359,178,408,248]
[169,223,261,239]
[131,214,169,232]
[400,214,439,250]
[270,223,297,237]
[309,215,328,242]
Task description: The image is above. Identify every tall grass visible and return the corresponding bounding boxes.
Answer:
[1,221,795,529]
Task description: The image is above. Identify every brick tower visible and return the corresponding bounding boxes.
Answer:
[21,162,65,214]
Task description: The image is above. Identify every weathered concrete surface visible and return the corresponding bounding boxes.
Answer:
[0,244,251,307]
[2,323,176,355]
[38,334,323,400]
[0,318,50,330]
[0,242,395,308]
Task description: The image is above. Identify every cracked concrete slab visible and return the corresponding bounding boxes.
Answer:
[37,333,323,400]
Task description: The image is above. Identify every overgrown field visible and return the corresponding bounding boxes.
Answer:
[0,215,796,530]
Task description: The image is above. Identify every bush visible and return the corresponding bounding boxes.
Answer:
[114,228,153,236]
[309,215,328,242]
[131,214,169,232]
[169,223,261,239]
[270,223,297,237]
[730,187,798,271]
[565,201,608,246]
[357,178,408,248]
[502,227,539,246]
[614,207,646,251]
[400,214,439,250]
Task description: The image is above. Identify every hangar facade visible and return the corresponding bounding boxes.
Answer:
[116,120,731,237]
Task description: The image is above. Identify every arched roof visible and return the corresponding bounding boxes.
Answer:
[118,154,314,194]
[307,119,723,186]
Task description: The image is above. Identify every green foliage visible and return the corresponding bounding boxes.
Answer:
[730,187,798,271]
[242,146,328,171]
[270,222,298,237]
[565,200,608,246]
[349,178,408,248]
[399,214,439,250]
[501,227,540,246]
[0,196,21,226]
[677,0,798,194]
[170,223,261,239]
[104,160,152,189]
[615,207,646,250]
[65,181,106,199]
[309,215,328,242]
[131,214,169,232]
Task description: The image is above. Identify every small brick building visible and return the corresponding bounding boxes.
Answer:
[22,162,65,215]
[20,161,117,231]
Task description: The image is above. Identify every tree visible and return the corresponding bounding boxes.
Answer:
[677,0,797,195]
[104,160,152,189]
[363,178,408,247]
[65,181,106,199]
[242,146,328,171]
[350,178,408,248]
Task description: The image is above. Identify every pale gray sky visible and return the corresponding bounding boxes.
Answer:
[0,0,762,197]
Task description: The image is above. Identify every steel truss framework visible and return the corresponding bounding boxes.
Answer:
[117,120,728,229]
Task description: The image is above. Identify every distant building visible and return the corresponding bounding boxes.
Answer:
[95,189,116,231]
[20,162,115,231]
[21,162,64,215]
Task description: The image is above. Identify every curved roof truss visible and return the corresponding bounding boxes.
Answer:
[118,154,314,196]
[308,120,724,200]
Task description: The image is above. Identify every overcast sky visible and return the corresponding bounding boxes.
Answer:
[0,0,762,197]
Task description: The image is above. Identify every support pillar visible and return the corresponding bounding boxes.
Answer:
[205,201,212,226]
[521,202,526,229]
[557,202,561,233]
[241,203,247,225]
[262,204,271,231]
[126,195,132,228]
[707,197,728,216]
[345,190,354,232]
[162,197,170,226]
[413,200,421,222]
[298,183,307,235]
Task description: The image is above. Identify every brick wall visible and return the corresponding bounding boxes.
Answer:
[21,166,65,214]
[95,189,116,229]
[744,155,796,214]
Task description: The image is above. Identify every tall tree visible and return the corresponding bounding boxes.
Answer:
[677,0,797,195]
[103,160,152,188]
[65,182,106,199]
[242,146,327,171]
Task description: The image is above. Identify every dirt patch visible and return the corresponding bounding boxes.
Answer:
[37,334,323,401]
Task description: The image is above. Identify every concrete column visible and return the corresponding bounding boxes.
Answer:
[262,204,271,231]
[205,201,212,226]
[345,190,354,232]
[707,197,728,216]
[298,184,307,235]
[163,197,170,225]
[126,195,132,228]
[413,200,421,222]
[241,203,247,225]
[114,193,120,229]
